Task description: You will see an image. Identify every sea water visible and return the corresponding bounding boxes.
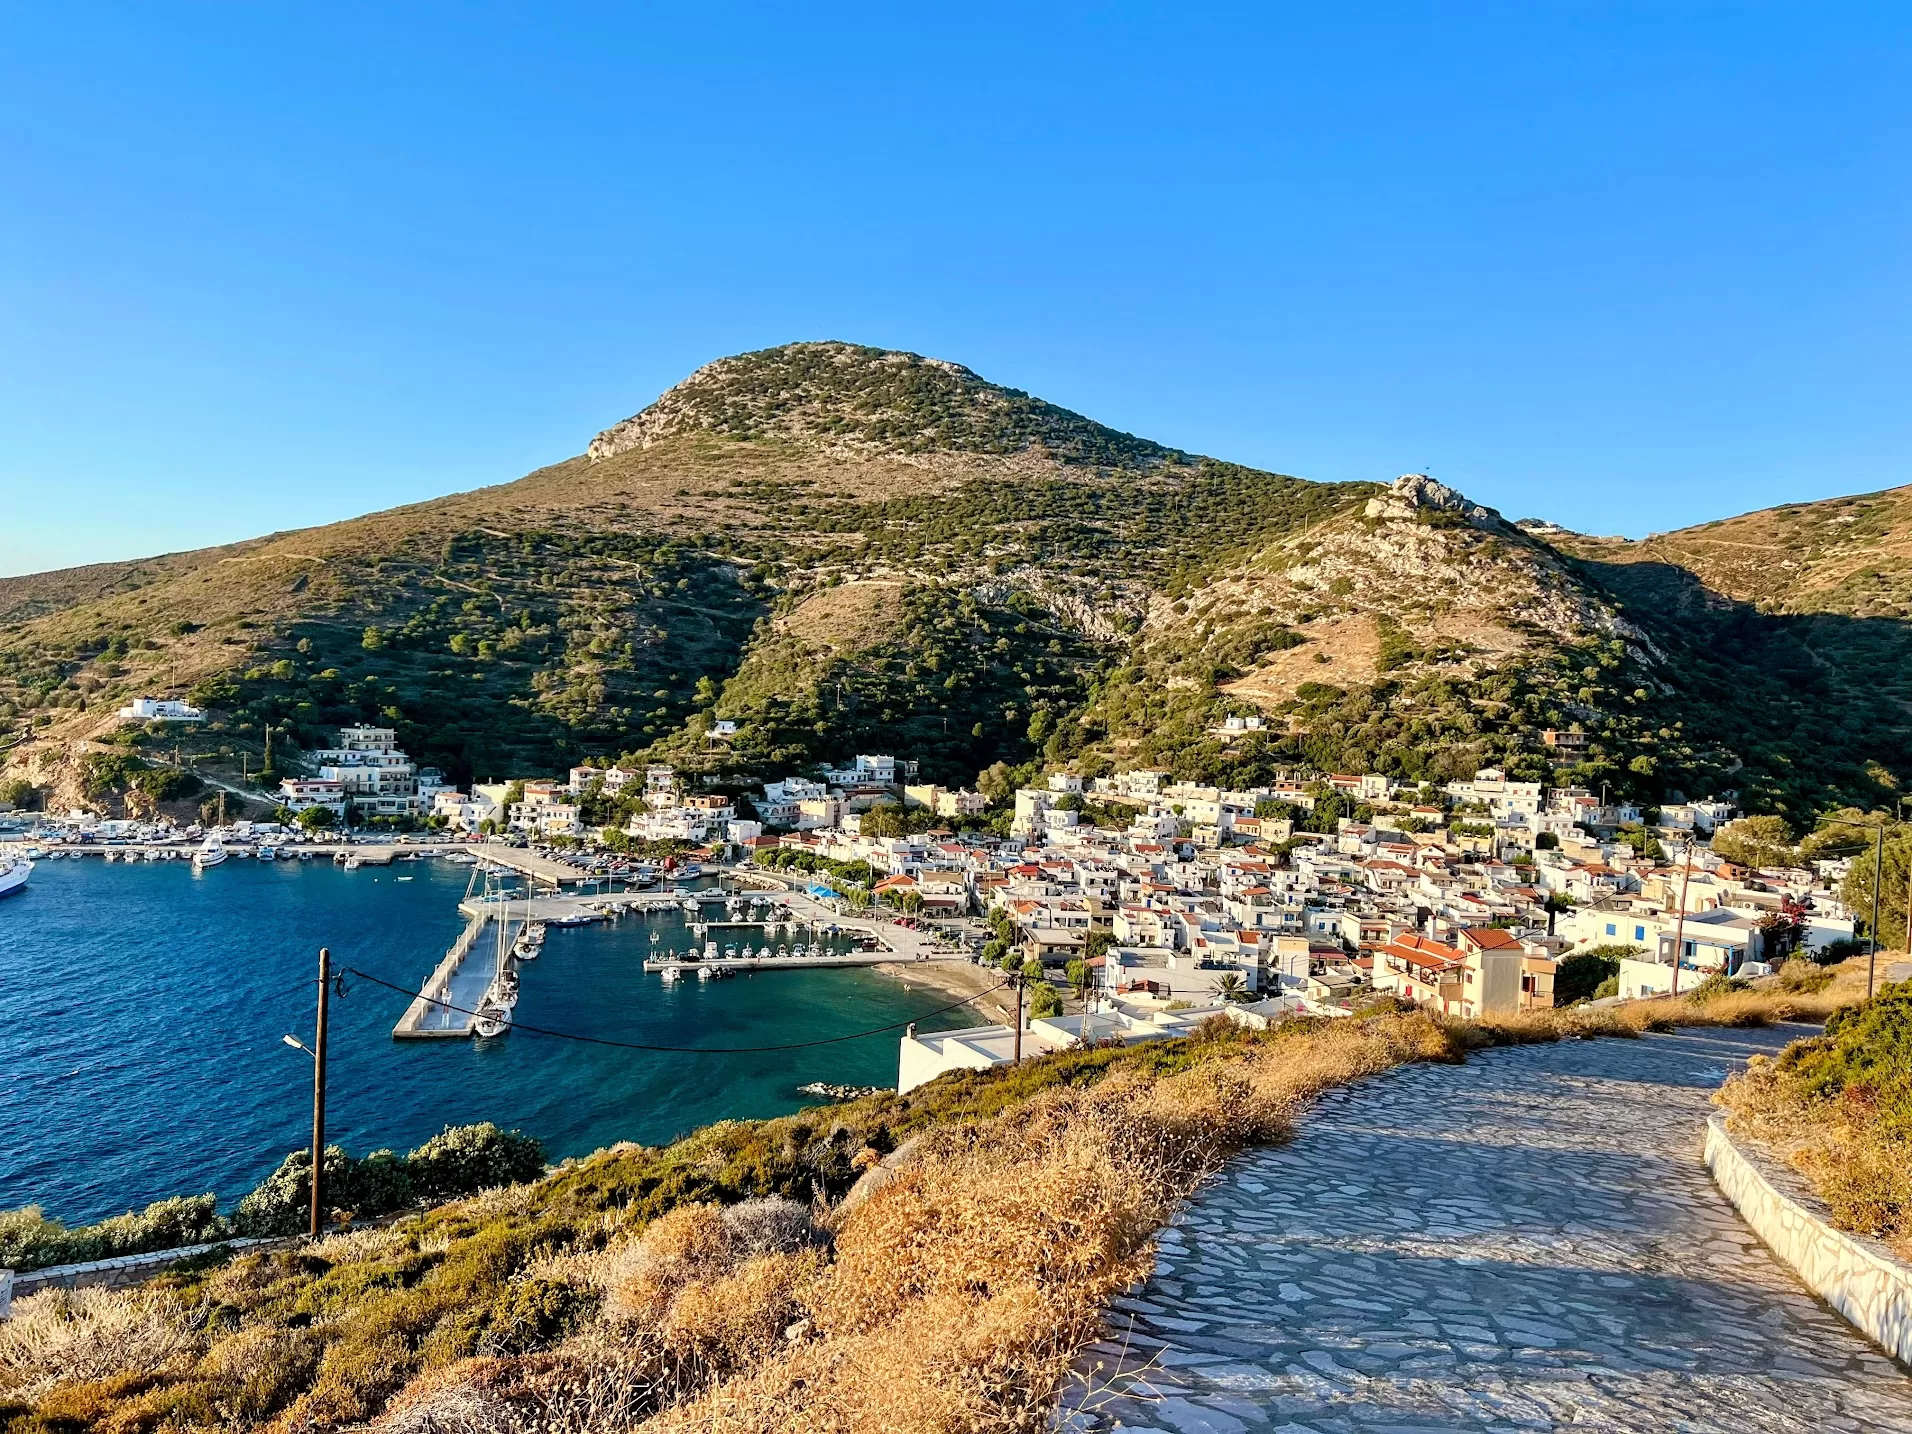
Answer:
[0,857,972,1223]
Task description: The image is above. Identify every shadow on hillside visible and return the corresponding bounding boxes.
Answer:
[1565,553,1912,810]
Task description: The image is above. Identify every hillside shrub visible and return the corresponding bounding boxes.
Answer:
[234,1125,546,1235]
[1718,980,1912,1254]
[0,1195,229,1274]
[407,1123,547,1201]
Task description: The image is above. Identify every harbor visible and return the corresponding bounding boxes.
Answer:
[1,856,974,1223]
[403,874,965,1031]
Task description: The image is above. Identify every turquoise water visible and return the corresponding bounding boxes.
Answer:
[0,858,970,1224]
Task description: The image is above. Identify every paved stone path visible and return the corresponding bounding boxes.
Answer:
[1076,1026,1912,1433]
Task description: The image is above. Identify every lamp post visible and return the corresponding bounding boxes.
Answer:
[281,947,332,1239]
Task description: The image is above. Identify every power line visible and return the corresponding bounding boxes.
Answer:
[346,966,1008,1053]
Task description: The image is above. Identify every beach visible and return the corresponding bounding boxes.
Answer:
[872,956,1015,1024]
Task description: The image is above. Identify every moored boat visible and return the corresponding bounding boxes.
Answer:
[0,856,32,900]
[192,836,227,869]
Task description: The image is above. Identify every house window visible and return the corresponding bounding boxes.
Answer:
[1634,925,1646,941]
[1605,923,1617,936]
[1683,940,1696,959]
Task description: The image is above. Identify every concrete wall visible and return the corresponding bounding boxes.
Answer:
[1705,1114,1912,1368]
[2,1236,284,1313]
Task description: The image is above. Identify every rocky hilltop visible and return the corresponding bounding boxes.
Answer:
[586,341,1177,469]
[2,343,1909,820]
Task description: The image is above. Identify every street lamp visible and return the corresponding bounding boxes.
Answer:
[280,948,331,1238]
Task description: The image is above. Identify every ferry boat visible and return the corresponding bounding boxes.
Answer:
[0,855,32,900]
[192,837,228,869]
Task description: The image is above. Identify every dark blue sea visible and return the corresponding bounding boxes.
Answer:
[0,856,970,1224]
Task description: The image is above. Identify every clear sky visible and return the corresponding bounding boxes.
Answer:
[2,2,1908,576]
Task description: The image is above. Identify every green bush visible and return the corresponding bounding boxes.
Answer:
[0,1194,229,1273]
[406,1122,547,1201]
[233,1124,545,1236]
[1027,982,1063,1020]
[1783,981,1912,1139]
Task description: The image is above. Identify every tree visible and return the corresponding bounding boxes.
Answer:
[1065,958,1091,998]
[0,777,37,811]
[1027,981,1063,1019]
[1712,815,1796,870]
[297,805,336,832]
[1082,929,1116,963]
[1215,972,1251,1003]
[1555,946,1638,1005]
[982,937,1008,964]
[1020,957,1045,982]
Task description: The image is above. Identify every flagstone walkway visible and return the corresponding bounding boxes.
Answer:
[1074,1025,1912,1433]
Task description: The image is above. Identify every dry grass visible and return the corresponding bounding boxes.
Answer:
[0,1288,206,1404]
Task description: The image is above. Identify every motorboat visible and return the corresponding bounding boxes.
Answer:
[660,966,681,985]
[257,845,277,861]
[697,964,714,981]
[0,856,31,901]
[192,837,228,869]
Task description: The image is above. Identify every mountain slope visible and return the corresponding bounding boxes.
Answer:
[3,343,1909,822]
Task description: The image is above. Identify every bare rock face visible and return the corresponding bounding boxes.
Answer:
[1363,473,1499,526]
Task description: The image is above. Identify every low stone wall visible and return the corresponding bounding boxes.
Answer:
[1705,1113,1912,1368]
[3,1236,282,1311]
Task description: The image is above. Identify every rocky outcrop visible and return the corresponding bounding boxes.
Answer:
[1363,472,1500,526]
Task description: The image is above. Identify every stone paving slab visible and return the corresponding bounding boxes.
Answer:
[1070,1026,1912,1433]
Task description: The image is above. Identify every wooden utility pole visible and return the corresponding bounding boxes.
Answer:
[1668,845,1693,997]
[1010,970,1024,1064]
[1870,828,1884,1002]
[310,947,331,1239]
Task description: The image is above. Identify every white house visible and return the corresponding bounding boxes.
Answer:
[117,697,206,723]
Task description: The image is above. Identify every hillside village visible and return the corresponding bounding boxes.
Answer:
[26,698,1856,1057]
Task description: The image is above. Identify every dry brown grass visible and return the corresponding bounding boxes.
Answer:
[0,1288,206,1404]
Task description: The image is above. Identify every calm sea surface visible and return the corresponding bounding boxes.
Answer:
[0,857,970,1224]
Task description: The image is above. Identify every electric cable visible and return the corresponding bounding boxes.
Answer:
[346,966,1012,1053]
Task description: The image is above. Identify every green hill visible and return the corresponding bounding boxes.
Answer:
[3,342,1909,822]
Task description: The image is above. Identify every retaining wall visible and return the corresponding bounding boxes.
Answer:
[2,1236,283,1314]
[1705,1113,1912,1368]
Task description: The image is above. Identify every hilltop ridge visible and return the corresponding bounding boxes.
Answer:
[587,341,1179,470]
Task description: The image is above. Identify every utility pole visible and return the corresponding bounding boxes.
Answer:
[1668,844,1693,997]
[310,947,331,1239]
[1870,827,1884,1002]
[1010,970,1024,1064]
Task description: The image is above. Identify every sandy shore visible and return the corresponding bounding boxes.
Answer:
[872,958,1016,1025]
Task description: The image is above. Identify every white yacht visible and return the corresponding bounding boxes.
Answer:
[0,855,32,901]
[192,836,228,869]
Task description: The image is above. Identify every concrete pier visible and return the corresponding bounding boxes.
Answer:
[393,909,509,1039]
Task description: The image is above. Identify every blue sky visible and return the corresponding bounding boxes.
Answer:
[2,2,1907,575]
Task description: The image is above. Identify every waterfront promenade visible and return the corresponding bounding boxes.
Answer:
[1073,1026,1912,1433]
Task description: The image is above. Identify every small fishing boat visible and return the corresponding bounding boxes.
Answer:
[192,836,227,869]
[257,845,277,862]
[697,964,714,981]
[660,966,681,985]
